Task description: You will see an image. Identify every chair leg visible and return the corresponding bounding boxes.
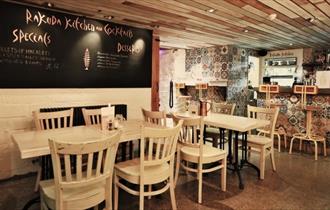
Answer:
[174,150,180,187]
[276,133,281,152]
[148,185,152,199]
[197,163,203,204]
[324,141,327,156]
[283,135,287,149]
[139,180,144,210]
[114,175,119,210]
[270,147,276,171]
[40,192,45,210]
[289,137,296,154]
[105,176,112,210]
[314,141,318,161]
[259,146,265,180]
[34,165,42,192]
[221,159,227,191]
[169,173,177,210]
[299,139,302,151]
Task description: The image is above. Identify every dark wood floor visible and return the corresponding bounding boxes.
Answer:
[1,148,330,210]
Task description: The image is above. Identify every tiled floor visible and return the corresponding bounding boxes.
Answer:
[1,149,330,210]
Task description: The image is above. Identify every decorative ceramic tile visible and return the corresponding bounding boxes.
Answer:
[221,46,228,55]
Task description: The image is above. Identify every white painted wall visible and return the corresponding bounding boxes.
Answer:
[248,56,260,88]
[159,49,186,112]
[0,88,151,179]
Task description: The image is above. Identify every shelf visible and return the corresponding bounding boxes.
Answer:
[266,65,297,68]
[270,75,294,78]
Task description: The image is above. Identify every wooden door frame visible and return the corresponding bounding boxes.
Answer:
[151,33,160,111]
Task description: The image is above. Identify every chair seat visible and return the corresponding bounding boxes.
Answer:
[115,158,170,185]
[181,145,227,163]
[247,135,272,145]
[40,179,105,209]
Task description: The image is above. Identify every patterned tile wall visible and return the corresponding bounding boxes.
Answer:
[257,94,330,138]
[185,46,230,81]
[183,86,226,102]
[185,45,253,116]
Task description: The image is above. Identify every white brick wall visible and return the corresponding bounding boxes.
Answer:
[0,88,151,180]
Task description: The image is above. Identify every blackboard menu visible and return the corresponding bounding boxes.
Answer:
[0,1,152,88]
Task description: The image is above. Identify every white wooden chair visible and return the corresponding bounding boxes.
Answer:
[114,121,183,210]
[246,105,279,180]
[173,115,227,204]
[257,128,287,152]
[141,108,167,126]
[33,108,74,192]
[82,108,102,126]
[33,108,74,130]
[204,102,236,147]
[39,131,120,210]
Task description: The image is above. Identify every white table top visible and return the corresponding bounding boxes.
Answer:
[12,119,144,159]
[176,112,269,133]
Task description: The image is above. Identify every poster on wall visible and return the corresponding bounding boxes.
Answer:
[0,1,152,88]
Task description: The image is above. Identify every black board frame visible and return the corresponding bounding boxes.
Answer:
[0,1,152,88]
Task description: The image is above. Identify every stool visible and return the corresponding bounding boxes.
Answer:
[289,106,327,160]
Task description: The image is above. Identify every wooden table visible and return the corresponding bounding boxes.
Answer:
[12,119,144,160]
[176,112,269,189]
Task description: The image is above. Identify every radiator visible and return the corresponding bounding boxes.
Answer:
[40,104,127,126]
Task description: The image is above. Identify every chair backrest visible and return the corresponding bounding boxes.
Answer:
[48,132,121,207]
[172,115,204,148]
[140,120,182,170]
[247,105,279,140]
[82,108,102,125]
[141,108,167,126]
[211,102,236,115]
[33,108,74,130]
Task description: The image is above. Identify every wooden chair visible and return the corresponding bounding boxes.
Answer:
[141,108,167,126]
[40,132,121,210]
[246,105,279,180]
[173,115,227,204]
[257,128,287,152]
[204,102,236,147]
[114,121,183,210]
[82,108,101,126]
[33,108,74,192]
[33,108,74,130]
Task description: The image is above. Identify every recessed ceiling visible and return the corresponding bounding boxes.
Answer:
[18,0,330,50]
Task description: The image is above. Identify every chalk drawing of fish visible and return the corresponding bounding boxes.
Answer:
[84,48,90,70]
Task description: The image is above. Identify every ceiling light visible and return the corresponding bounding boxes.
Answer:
[244,29,249,33]
[104,15,113,20]
[307,17,315,23]
[268,13,277,20]
[289,43,293,46]
[47,2,53,7]
[206,8,215,13]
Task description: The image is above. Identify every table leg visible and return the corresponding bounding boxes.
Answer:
[219,128,225,149]
[22,196,40,210]
[129,141,133,159]
[228,130,233,164]
[121,142,127,161]
[234,131,244,189]
[240,132,260,178]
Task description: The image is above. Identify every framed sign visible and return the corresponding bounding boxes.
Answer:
[0,1,152,88]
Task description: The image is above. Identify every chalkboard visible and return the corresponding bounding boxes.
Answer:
[0,1,152,88]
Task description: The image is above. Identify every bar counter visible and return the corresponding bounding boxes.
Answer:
[254,86,330,142]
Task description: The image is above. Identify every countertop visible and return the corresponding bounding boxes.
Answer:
[253,86,330,95]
